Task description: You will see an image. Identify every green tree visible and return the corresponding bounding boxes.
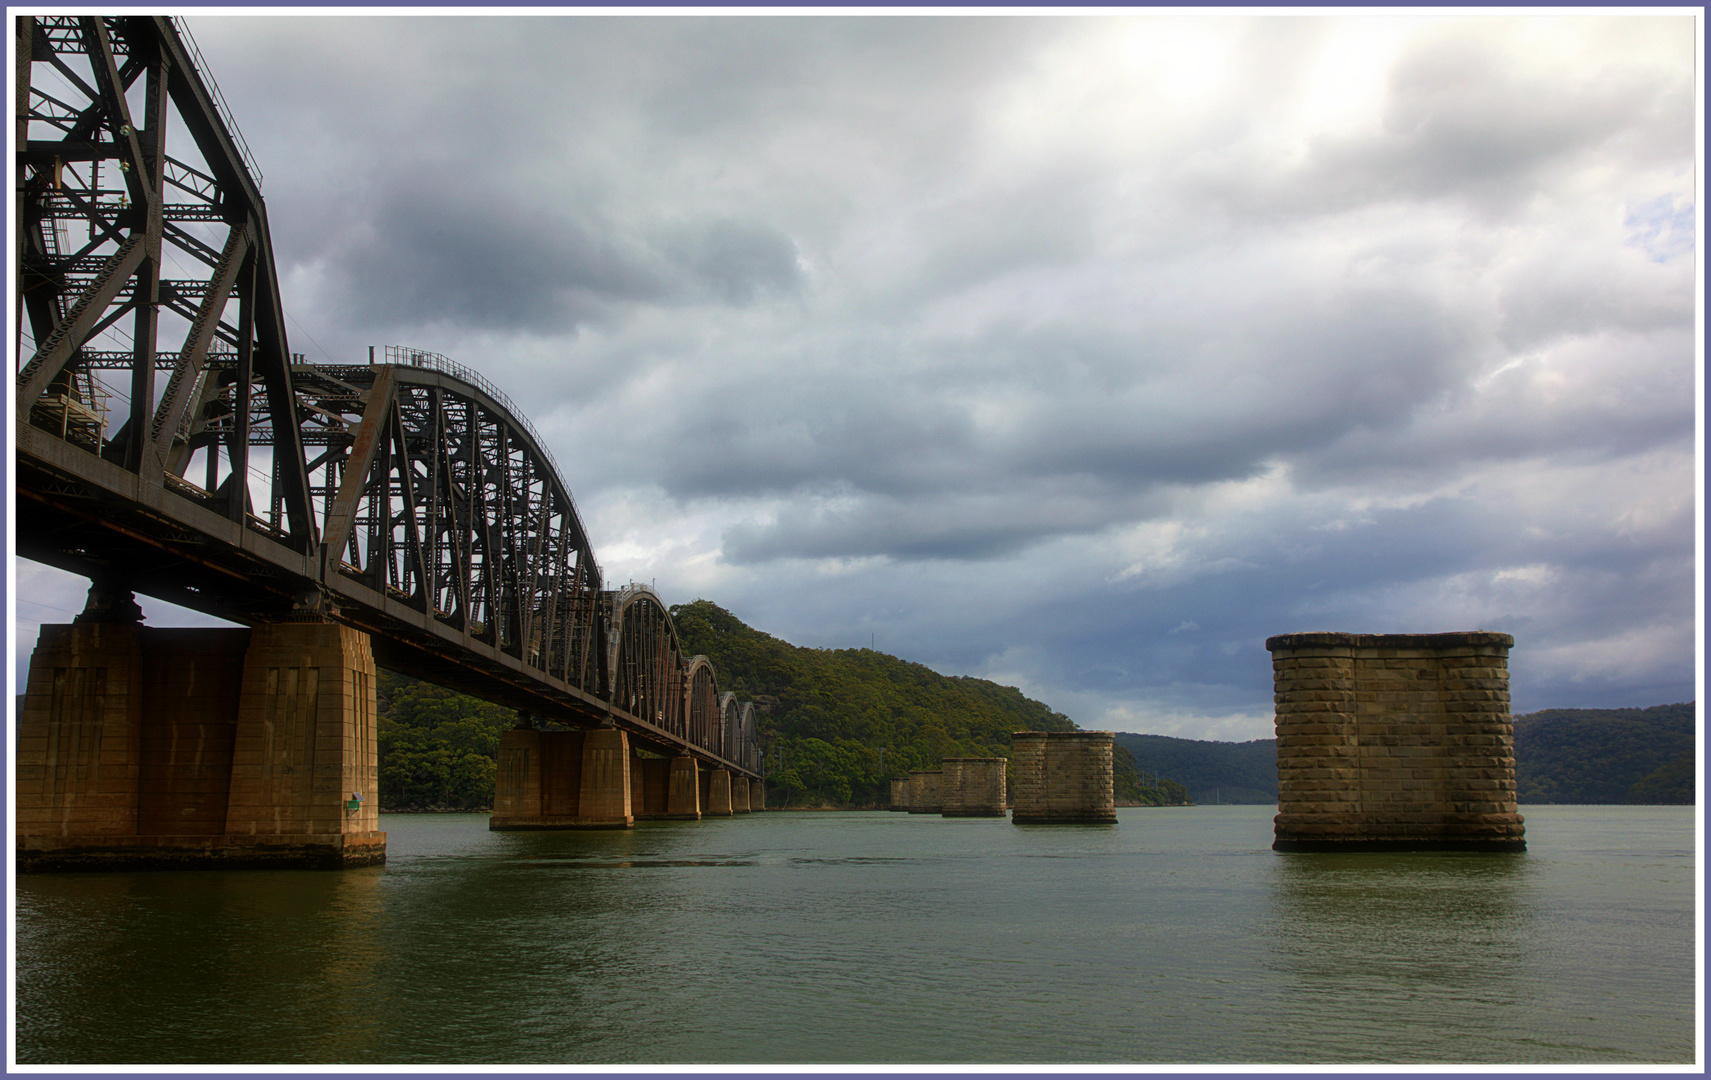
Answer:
[373,602,1209,812]
[376,670,516,810]
[1628,752,1693,804]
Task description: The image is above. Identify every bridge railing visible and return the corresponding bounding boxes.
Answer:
[169,17,263,188]
[381,345,561,482]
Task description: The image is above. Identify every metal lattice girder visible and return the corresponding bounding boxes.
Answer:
[736,701,760,774]
[15,14,315,552]
[15,14,762,778]
[294,363,606,698]
[686,657,720,755]
[719,691,740,763]
[608,585,685,738]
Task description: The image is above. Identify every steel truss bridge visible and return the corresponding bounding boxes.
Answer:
[13,15,762,777]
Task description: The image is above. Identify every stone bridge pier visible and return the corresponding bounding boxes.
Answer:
[1267,631,1525,852]
[1011,732,1117,825]
[706,768,734,816]
[495,745,764,827]
[16,593,385,871]
[943,757,1008,817]
[907,769,942,814]
[490,728,635,829]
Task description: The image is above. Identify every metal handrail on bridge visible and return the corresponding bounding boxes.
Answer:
[379,345,562,482]
[168,17,263,189]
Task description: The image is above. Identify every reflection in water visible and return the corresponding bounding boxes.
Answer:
[17,867,388,1063]
[1263,853,1533,1062]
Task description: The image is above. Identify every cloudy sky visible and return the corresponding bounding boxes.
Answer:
[14,12,1700,741]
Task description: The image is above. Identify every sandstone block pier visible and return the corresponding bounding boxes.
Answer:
[492,728,635,828]
[939,758,964,814]
[942,757,1007,817]
[1011,732,1117,824]
[1267,631,1525,852]
[17,619,385,871]
[907,769,942,814]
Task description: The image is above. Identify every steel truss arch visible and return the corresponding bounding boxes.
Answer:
[308,361,605,694]
[606,584,687,740]
[715,694,760,775]
[718,692,740,764]
[15,14,316,552]
[685,656,720,757]
[734,701,760,775]
[14,15,761,778]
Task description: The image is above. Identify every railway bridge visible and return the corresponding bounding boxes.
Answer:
[13,15,763,870]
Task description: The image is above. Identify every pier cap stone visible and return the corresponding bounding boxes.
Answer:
[1265,631,1513,652]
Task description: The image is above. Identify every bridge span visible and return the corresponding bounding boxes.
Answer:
[14,16,764,870]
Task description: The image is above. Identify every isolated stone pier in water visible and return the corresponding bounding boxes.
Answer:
[907,769,943,814]
[942,757,1008,817]
[1010,731,1118,825]
[1267,631,1525,853]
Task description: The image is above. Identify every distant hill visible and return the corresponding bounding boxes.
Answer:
[1513,703,1696,804]
[1111,702,1697,807]
[1112,733,1277,804]
[670,600,1188,807]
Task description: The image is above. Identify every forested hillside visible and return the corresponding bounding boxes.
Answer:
[1110,704,1698,806]
[669,600,1188,807]
[1112,733,1278,804]
[376,672,514,810]
[1513,703,1695,804]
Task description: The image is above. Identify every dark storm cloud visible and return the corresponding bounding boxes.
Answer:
[588,279,1480,563]
[651,393,981,501]
[721,484,1175,564]
[1495,248,1693,351]
[332,177,669,331]
[662,218,803,306]
[882,481,1696,721]
[197,17,851,340]
[1297,343,1697,486]
[318,175,803,332]
[617,16,1049,139]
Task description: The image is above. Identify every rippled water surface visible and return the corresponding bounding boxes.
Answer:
[13,805,1698,1064]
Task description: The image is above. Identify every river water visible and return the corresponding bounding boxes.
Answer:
[11,804,1699,1066]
